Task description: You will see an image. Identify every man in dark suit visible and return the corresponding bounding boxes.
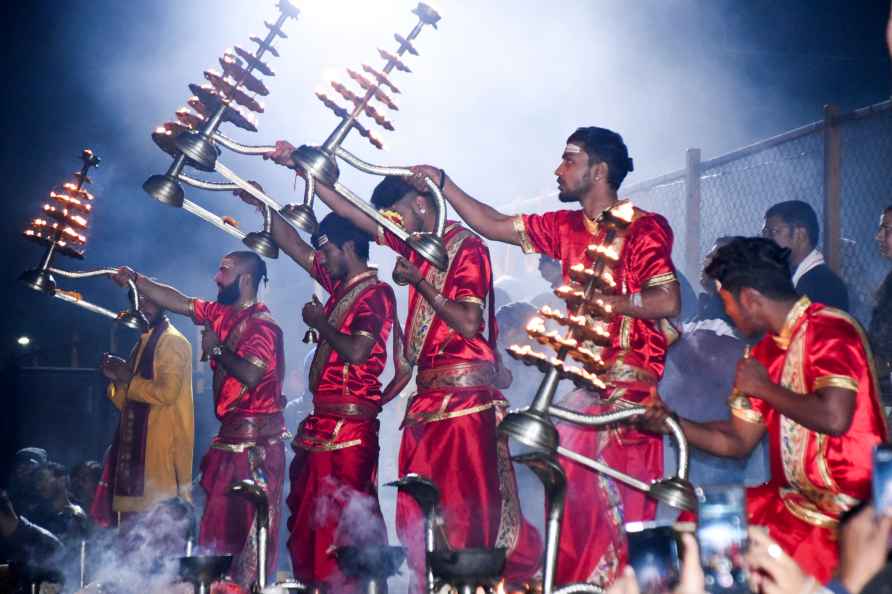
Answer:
[762,200,850,311]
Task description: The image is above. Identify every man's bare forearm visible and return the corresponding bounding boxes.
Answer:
[313,183,378,236]
[440,176,520,245]
[413,278,481,339]
[268,210,313,271]
[755,383,854,436]
[609,282,681,320]
[313,319,374,364]
[134,277,193,317]
[679,418,757,459]
[215,347,264,389]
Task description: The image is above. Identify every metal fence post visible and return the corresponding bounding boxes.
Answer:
[823,104,842,273]
[684,148,702,281]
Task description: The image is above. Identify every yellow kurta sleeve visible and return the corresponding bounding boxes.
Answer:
[125,334,191,406]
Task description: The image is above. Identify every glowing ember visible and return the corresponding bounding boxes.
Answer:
[610,201,635,223]
[601,270,616,288]
[588,243,620,262]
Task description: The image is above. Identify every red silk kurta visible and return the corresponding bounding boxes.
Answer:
[287,262,395,589]
[730,298,887,583]
[191,299,287,589]
[514,204,677,586]
[378,222,543,591]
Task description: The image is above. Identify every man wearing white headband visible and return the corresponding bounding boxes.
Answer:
[406,126,681,588]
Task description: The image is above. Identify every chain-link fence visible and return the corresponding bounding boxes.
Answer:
[625,99,892,325]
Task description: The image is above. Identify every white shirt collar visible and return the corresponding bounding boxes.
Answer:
[791,249,824,286]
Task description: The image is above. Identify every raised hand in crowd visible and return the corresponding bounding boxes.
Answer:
[835,504,892,594]
[745,527,814,594]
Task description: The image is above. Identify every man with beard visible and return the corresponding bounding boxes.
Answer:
[641,237,886,583]
[263,144,543,593]
[112,251,286,590]
[91,294,193,530]
[237,185,397,590]
[402,127,680,587]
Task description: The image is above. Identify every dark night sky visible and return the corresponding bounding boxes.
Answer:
[1,0,889,366]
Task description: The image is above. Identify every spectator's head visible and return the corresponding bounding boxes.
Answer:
[762,200,820,265]
[700,236,736,293]
[496,301,538,350]
[556,127,634,202]
[538,255,562,290]
[311,213,372,281]
[69,460,102,508]
[704,237,798,337]
[371,175,433,234]
[13,447,47,483]
[35,462,68,503]
[138,294,165,327]
[875,205,892,261]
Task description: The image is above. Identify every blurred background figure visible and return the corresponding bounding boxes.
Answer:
[869,205,892,411]
[68,461,102,515]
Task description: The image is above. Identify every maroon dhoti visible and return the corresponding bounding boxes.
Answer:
[198,414,288,589]
[553,386,663,586]
[396,384,543,592]
[287,414,387,591]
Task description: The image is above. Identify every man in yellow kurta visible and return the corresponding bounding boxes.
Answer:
[91,295,194,527]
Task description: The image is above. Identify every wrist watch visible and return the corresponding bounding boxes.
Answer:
[210,345,224,359]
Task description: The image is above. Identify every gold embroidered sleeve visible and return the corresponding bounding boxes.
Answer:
[813,375,858,392]
[456,296,484,307]
[728,390,765,424]
[512,215,537,255]
[642,272,678,289]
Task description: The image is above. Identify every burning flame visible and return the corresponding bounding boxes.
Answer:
[610,200,635,223]
[525,317,547,334]
[588,243,620,262]
[496,579,506,594]
[601,270,616,288]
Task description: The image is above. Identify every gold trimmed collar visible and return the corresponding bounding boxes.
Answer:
[339,268,379,296]
[772,296,811,350]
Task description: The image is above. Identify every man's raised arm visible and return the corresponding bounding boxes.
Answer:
[233,185,314,272]
[111,268,193,317]
[408,165,522,246]
[263,141,378,238]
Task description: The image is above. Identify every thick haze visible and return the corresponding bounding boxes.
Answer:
[2,0,889,564]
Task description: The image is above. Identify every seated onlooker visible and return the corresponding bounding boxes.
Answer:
[531,255,564,310]
[762,200,850,311]
[0,490,62,565]
[6,447,48,520]
[69,461,102,515]
[495,301,541,408]
[869,205,892,408]
[32,462,90,545]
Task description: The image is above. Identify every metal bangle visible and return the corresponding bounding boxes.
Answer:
[438,168,446,190]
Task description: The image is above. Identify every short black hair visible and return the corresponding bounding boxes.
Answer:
[370,175,430,210]
[566,127,634,190]
[312,212,371,261]
[704,237,798,300]
[228,250,268,291]
[765,200,820,247]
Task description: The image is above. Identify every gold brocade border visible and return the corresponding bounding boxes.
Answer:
[642,272,677,288]
[781,490,839,530]
[404,224,471,365]
[210,431,292,453]
[416,362,498,390]
[307,271,380,393]
[246,355,267,370]
[493,407,521,554]
[456,296,484,307]
[813,375,859,392]
[294,438,363,452]
[730,399,765,425]
[512,215,536,255]
[402,397,507,426]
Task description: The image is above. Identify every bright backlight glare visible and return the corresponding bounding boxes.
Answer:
[17,336,31,347]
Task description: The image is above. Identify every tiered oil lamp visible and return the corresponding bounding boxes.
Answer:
[143,0,304,259]
[287,3,449,270]
[498,201,696,594]
[19,149,146,331]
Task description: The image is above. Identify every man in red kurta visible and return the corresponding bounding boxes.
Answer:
[408,127,681,586]
[643,237,887,583]
[263,144,543,592]
[255,207,396,590]
[114,250,287,590]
